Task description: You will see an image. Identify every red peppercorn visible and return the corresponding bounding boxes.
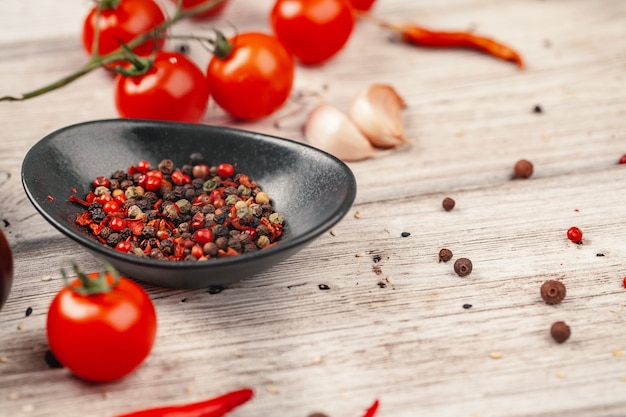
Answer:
[191,244,204,259]
[194,228,214,246]
[136,160,151,173]
[93,176,110,188]
[567,226,583,244]
[115,241,132,253]
[109,217,127,232]
[622,277,626,289]
[192,164,210,179]
[217,163,235,179]
[102,200,120,215]
[144,175,162,192]
[618,154,626,165]
[171,170,186,186]
[94,194,113,204]
[114,193,126,206]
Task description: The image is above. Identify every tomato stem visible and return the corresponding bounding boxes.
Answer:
[62,261,120,296]
[0,0,227,102]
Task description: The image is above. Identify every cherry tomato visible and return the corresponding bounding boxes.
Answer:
[170,0,230,19]
[82,0,166,60]
[46,265,157,382]
[270,0,355,65]
[115,51,210,123]
[207,32,294,120]
[348,0,376,11]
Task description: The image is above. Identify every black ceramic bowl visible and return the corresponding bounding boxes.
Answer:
[22,119,356,289]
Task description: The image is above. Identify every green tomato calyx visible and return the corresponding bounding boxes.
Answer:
[63,261,120,296]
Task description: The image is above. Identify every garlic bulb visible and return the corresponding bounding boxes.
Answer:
[304,103,379,162]
[349,84,408,148]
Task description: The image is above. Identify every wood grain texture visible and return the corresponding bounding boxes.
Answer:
[2,1,626,416]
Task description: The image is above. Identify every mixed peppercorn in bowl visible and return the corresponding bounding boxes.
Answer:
[22,119,357,289]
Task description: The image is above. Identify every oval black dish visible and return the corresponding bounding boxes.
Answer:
[22,119,356,289]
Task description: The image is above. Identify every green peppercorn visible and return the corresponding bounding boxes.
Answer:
[236,205,253,220]
[269,212,284,225]
[255,191,270,204]
[162,203,179,221]
[127,205,143,219]
[94,186,111,196]
[125,186,144,199]
[257,235,270,248]
[225,194,240,206]
[176,199,192,213]
[237,184,252,196]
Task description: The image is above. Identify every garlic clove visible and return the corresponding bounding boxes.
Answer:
[349,84,408,148]
[304,103,379,162]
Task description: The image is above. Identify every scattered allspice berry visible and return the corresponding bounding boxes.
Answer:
[540,280,566,304]
[514,159,534,179]
[438,248,453,263]
[454,258,473,277]
[550,321,571,343]
[442,197,455,211]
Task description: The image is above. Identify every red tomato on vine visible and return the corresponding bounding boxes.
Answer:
[46,263,157,382]
[270,0,355,65]
[114,51,210,123]
[82,0,166,60]
[207,32,294,120]
[170,0,230,19]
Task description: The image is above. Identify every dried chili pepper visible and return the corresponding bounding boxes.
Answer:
[361,399,380,417]
[113,387,254,417]
[366,15,523,68]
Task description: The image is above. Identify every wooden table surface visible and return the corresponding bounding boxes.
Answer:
[1,1,626,416]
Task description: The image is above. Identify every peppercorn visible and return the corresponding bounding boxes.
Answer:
[438,248,453,263]
[71,155,284,261]
[550,321,571,343]
[540,280,566,304]
[533,104,543,114]
[442,197,455,211]
[401,232,411,237]
[454,258,472,277]
[514,159,533,179]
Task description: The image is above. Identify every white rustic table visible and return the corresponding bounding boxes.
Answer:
[1,1,626,416]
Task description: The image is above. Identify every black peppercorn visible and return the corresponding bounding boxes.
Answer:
[401,231,411,237]
[442,197,455,211]
[438,248,453,263]
[550,321,570,343]
[540,280,566,304]
[454,258,472,276]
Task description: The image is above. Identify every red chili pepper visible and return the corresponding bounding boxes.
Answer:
[69,195,91,207]
[362,399,379,417]
[366,14,523,68]
[113,387,254,417]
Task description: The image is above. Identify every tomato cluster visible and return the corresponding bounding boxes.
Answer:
[83,0,374,122]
